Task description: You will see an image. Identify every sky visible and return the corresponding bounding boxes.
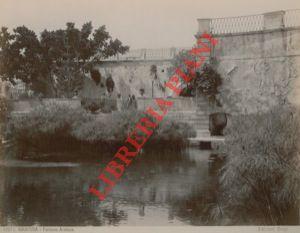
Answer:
[0,0,299,49]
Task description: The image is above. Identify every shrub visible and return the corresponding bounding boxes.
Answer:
[81,96,117,113]
[180,64,222,103]
[72,110,195,145]
[0,97,11,121]
[72,110,142,143]
[152,117,196,144]
[0,97,12,143]
[9,106,195,158]
[168,50,222,103]
[9,101,93,154]
[214,105,300,225]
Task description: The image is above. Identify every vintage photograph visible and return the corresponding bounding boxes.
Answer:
[0,0,300,227]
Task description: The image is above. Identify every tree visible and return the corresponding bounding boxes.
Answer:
[105,74,115,93]
[0,26,50,94]
[150,65,158,79]
[169,50,222,104]
[139,88,145,97]
[181,64,222,102]
[0,27,13,83]
[0,23,129,97]
[0,97,11,122]
[40,22,129,97]
[90,69,102,85]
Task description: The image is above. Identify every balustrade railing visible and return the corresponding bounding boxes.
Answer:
[104,47,190,61]
[104,10,300,61]
[208,9,300,35]
[284,9,300,28]
[210,14,264,34]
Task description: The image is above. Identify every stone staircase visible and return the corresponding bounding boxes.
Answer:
[166,97,211,138]
[137,96,214,139]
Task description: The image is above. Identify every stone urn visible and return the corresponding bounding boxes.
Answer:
[209,112,227,136]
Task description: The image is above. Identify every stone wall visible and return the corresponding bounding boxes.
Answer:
[136,97,198,112]
[81,10,300,116]
[214,28,300,114]
[197,10,300,114]
[11,98,81,113]
[94,61,174,99]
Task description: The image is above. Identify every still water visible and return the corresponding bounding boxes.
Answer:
[0,148,220,226]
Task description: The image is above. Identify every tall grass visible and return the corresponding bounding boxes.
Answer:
[214,105,300,225]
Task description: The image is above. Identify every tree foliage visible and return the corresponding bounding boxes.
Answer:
[0,97,11,121]
[0,23,129,97]
[169,50,222,103]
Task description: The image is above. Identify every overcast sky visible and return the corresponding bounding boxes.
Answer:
[0,0,299,49]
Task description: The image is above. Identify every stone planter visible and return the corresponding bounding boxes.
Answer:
[209,112,227,136]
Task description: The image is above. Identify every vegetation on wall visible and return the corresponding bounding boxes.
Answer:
[139,88,145,97]
[181,64,222,103]
[105,74,115,93]
[150,64,166,94]
[150,65,158,80]
[90,69,102,85]
[169,50,222,103]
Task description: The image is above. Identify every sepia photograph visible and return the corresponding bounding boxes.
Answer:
[0,0,300,230]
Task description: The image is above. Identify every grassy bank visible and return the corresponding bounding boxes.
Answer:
[212,105,300,225]
[6,102,196,160]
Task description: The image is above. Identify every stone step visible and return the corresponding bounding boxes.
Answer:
[177,119,209,124]
[167,110,197,113]
[192,125,210,129]
[194,127,210,131]
[167,111,209,116]
[168,116,209,121]
[194,124,209,127]
[193,123,209,128]
[196,129,211,137]
[168,115,209,120]
[188,136,225,143]
[185,122,209,127]
[167,109,210,113]
[196,103,210,107]
[186,123,208,126]
[177,119,209,125]
[194,125,209,129]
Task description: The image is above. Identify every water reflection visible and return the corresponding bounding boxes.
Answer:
[0,148,219,226]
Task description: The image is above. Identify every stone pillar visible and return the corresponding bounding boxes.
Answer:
[141,49,147,60]
[197,18,211,35]
[263,11,285,30]
[0,81,2,97]
[196,18,213,60]
[170,47,176,59]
